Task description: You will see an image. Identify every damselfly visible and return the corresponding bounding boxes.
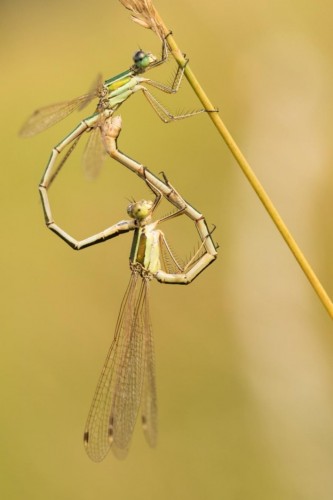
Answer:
[21,38,213,179]
[40,167,217,461]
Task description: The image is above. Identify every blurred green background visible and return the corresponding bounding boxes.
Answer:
[2,0,333,499]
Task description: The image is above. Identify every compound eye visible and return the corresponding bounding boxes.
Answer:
[133,50,145,64]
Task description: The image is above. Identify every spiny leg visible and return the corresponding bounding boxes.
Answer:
[144,179,163,213]
[157,210,217,283]
[143,59,187,94]
[140,86,211,123]
[140,170,218,283]
[159,171,217,258]
[152,172,218,282]
[147,34,170,70]
[155,242,216,284]
[140,55,217,119]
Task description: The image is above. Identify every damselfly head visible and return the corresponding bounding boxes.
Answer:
[132,50,157,72]
[127,199,154,222]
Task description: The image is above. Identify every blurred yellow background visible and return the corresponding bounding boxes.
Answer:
[2,0,333,499]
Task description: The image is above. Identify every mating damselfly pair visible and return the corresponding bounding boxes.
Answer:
[21,39,217,461]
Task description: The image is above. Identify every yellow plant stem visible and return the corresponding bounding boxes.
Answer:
[152,12,333,318]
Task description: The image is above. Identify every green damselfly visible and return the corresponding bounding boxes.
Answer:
[21,39,212,178]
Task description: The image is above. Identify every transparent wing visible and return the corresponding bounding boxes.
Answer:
[19,74,103,137]
[19,95,94,137]
[83,272,153,462]
[110,275,152,458]
[78,73,103,111]
[82,126,106,180]
[141,293,158,448]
